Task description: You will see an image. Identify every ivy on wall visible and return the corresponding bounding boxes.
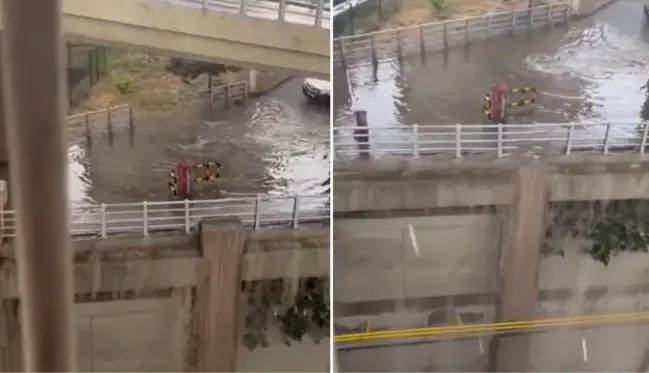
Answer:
[241,277,329,350]
[544,200,649,266]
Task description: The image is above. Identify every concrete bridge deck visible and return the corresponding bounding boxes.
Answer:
[0,0,330,77]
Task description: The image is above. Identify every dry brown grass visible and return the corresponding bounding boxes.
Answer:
[383,0,564,29]
[74,51,290,116]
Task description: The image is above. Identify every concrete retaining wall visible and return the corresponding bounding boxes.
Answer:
[335,214,649,312]
[0,223,330,372]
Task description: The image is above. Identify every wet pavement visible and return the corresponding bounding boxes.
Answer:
[67,77,330,206]
[334,0,649,158]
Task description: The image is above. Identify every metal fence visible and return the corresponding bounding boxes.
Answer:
[177,81,248,108]
[196,0,330,28]
[333,122,649,159]
[0,195,329,239]
[66,105,133,141]
[333,2,571,67]
[66,44,108,107]
[333,0,403,37]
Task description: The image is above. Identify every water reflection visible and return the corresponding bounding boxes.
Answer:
[334,0,649,156]
[67,144,94,206]
[69,77,330,204]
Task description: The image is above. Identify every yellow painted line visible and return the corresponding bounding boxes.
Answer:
[335,311,649,343]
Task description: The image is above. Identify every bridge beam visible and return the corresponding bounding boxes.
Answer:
[488,166,548,372]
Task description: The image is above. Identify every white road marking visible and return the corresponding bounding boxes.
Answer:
[582,337,588,362]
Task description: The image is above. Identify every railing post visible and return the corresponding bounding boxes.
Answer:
[278,0,287,21]
[291,195,301,228]
[240,0,247,15]
[419,25,426,58]
[253,195,261,230]
[641,122,649,154]
[100,203,107,238]
[128,105,134,130]
[142,201,148,237]
[443,23,449,50]
[370,35,378,66]
[412,124,420,158]
[184,199,191,234]
[315,0,324,27]
[486,14,492,38]
[107,108,113,136]
[395,29,403,60]
[464,19,470,44]
[564,124,575,155]
[201,0,207,10]
[602,122,612,154]
[511,11,517,35]
[497,123,504,158]
[547,5,553,29]
[455,123,462,159]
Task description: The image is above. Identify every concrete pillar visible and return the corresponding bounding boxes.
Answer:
[248,69,258,93]
[488,166,548,372]
[197,220,246,372]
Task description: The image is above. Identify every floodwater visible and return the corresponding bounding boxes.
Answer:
[334,0,649,157]
[67,77,330,205]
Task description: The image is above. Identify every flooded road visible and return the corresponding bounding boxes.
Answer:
[334,0,649,157]
[67,77,330,205]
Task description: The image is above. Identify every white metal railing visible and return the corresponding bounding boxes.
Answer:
[195,0,331,28]
[67,105,133,140]
[177,81,248,107]
[0,195,329,239]
[333,2,571,67]
[333,122,649,159]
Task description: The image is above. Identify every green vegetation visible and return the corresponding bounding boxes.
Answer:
[164,58,240,85]
[545,200,649,266]
[242,277,329,349]
[428,0,450,19]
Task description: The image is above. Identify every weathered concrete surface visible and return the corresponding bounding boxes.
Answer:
[0,225,330,372]
[334,215,649,309]
[0,0,329,77]
[0,226,330,283]
[335,155,649,212]
[491,167,548,372]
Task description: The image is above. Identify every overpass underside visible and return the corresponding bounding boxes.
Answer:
[334,155,649,371]
[0,0,329,78]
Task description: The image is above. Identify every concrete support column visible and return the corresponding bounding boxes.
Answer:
[197,220,246,372]
[488,166,549,372]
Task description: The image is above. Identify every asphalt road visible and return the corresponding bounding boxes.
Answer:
[337,322,649,372]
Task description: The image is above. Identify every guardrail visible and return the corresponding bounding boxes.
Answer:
[196,0,330,28]
[333,2,571,67]
[333,122,649,159]
[178,81,248,108]
[0,195,329,239]
[67,104,133,140]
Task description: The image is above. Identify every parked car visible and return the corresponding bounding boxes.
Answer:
[302,78,330,106]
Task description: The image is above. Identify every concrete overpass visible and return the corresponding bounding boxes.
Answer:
[333,148,649,370]
[0,0,330,78]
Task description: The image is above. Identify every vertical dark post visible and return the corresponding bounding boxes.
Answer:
[353,110,370,158]
[0,0,76,371]
[378,0,383,24]
[208,73,212,93]
[349,4,355,35]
